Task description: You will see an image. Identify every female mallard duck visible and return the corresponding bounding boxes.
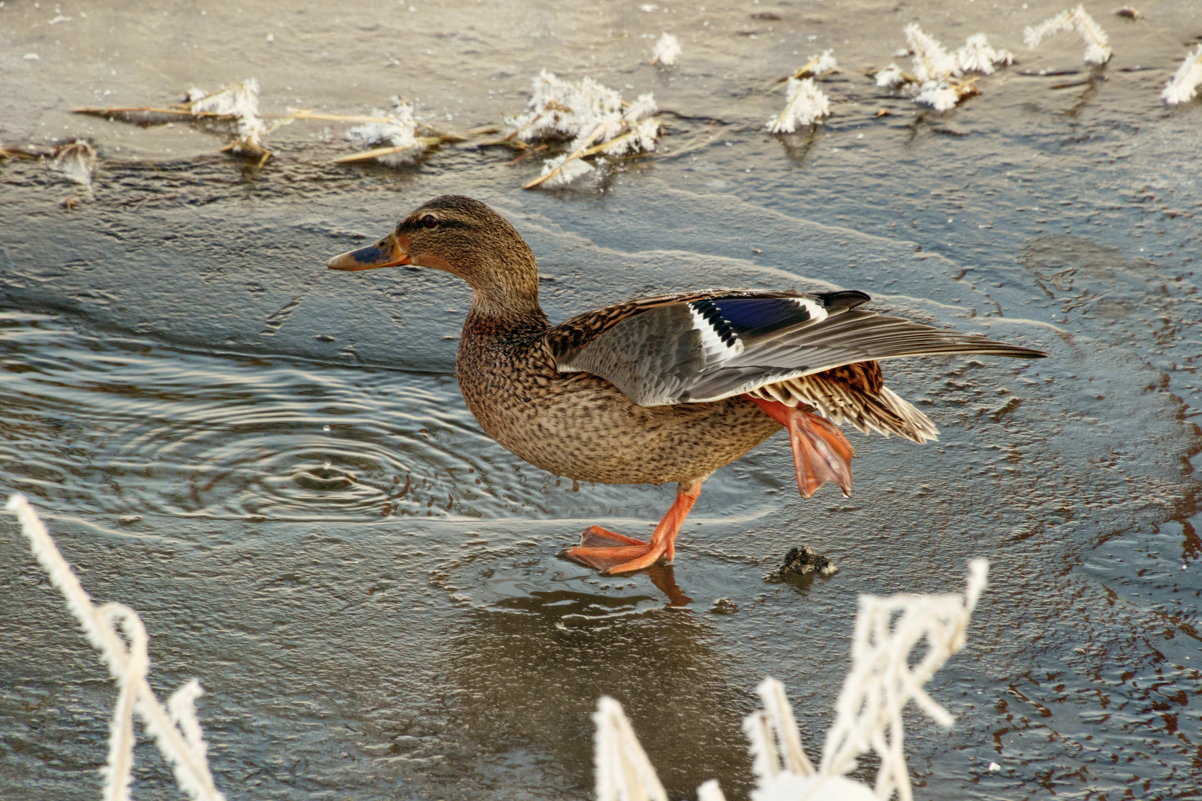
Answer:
[328,195,1045,575]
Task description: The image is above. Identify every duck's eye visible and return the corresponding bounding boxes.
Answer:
[419,214,439,229]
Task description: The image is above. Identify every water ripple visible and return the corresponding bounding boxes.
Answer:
[0,310,626,522]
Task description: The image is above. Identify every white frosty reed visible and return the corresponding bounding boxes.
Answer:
[1162,44,1202,105]
[768,77,831,132]
[651,32,682,66]
[913,81,961,112]
[510,70,661,188]
[806,48,839,75]
[346,98,423,166]
[1024,5,1113,65]
[5,495,226,801]
[593,560,990,801]
[905,24,960,83]
[187,78,268,155]
[814,559,988,800]
[879,26,1013,111]
[538,153,596,189]
[767,50,838,133]
[956,33,1015,75]
[510,70,630,143]
[52,139,98,187]
[594,696,670,801]
[874,63,907,89]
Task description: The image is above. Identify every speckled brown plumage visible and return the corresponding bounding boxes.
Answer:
[456,310,780,486]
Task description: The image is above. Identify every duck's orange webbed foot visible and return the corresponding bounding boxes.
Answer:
[562,482,702,575]
[563,535,661,574]
[745,395,855,498]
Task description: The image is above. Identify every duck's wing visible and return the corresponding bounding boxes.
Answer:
[549,289,1046,407]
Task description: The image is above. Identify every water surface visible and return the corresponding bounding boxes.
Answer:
[2,1,1200,799]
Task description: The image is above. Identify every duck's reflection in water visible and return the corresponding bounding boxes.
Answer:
[440,585,755,799]
[643,564,693,607]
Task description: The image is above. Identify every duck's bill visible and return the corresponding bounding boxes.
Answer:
[327,233,412,271]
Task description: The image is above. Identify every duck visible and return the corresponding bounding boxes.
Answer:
[327,195,1046,575]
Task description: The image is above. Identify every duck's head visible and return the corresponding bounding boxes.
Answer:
[327,195,541,314]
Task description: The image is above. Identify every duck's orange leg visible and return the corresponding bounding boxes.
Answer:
[563,481,702,575]
[744,396,855,498]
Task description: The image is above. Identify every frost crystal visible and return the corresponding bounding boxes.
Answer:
[879,27,1013,111]
[511,71,661,188]
[808,48,838,75]
[875,63,907,88]
[768,77,830,133]
[510,70,625,143]
[650,32,681,66]
[956,33,1015,74]
[347,98,422,166]
[188,78,267,154]
[905,23,960,83]
[591,560,991,801]
[765,50,838,134]
[914,81,961,111]
[537,154,595,188]
[1024,5,1113,65]
[1162,44,1202,105]
[606,117,661,155]
[52,140,97,187]
[624,92,658,124]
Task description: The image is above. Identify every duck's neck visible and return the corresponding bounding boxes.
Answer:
[468,284,546,323]
[460,247,548,332]
[462,285,550,349]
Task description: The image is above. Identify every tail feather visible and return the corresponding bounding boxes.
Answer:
[748,376,937,443]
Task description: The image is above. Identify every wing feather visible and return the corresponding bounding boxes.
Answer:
[552,291,1045,407]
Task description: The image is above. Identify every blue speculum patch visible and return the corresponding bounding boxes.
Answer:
[697,297,812,338]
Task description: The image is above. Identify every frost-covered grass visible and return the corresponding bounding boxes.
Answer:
[331,97,463,168]
[595,561,990,801]
[650,33,681,66]
[187,80,268,156]
[768,77,832,133]
[1024,5,1112,65]
[874,25,1013,112]
[5,491,991,801]
[51,139,97,187]
[55,14,1195,187]
[5,495,226,801]
[956,33,1015,75]
[767,50,838,132]
[507,70,661,188]
[344,98,422,166]
[71,81,464,169]
[1162,44,1202,105]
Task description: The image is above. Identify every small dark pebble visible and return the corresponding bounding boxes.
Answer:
[770,545,839,580]
[709,597,739,615]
